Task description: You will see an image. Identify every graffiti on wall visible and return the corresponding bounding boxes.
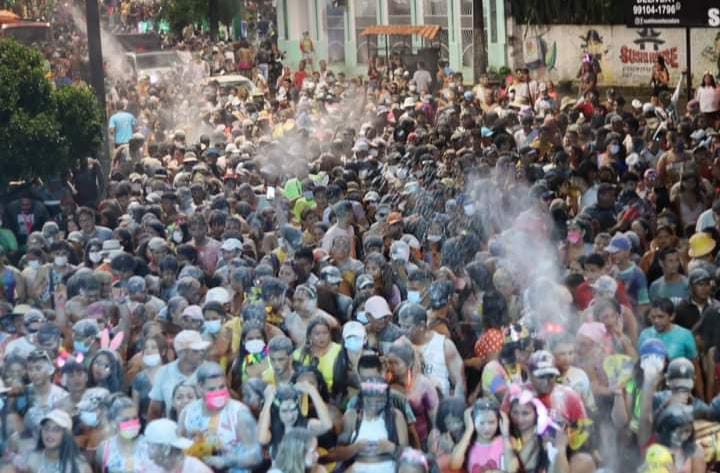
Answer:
[618,28,680,84]
[521,32,558,72]
[700,31,720,77]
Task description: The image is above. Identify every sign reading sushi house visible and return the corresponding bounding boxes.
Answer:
[626,0,720,27]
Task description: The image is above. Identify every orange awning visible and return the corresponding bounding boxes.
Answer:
[360,24,441,41]
[0,9,20,25]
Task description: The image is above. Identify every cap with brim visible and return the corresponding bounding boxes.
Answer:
[668,378,694,390]
[528,350,560,377]
[689,232,716,258]
[343,321,366,340]
[387,212,403,225]
[221,238,243,252]
[173,329,211,351]
[689,268,713,286]
[145,419,193,449]
[319,266,342,284]
[23,309,46,325]
[41,409,72,431]
[605,234,631,254]
[364,296,392,319]
[12,304,33,316]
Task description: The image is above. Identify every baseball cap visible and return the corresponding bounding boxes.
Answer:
[639,338,668,359]
[364,296,392,319]
[343,321,366,340]
[41,409,73,431]
[605,234,631,253]
[205,287,230,305]
[78,387,111,412]
[356,274,374,290]
[689,267,713,286]
[591,275,618,296]
[181,306,204,321]
[387,212,403,225]
[320,266,343,285]
[11,304,33,316]
[73,318,99,339]
[221,238,243,252]
[528,350,560,377]
[23,309,46,325]
[145,419,193,449]
[666,357,694,389]
[173,330,211,351]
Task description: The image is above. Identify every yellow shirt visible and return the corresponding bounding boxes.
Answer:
[293,342,342,392]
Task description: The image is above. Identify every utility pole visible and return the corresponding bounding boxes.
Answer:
[85,0,111,188]
[473,0,487,80]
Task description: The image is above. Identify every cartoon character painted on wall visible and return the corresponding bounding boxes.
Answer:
[701,32,720,78]
[580,29,608,76]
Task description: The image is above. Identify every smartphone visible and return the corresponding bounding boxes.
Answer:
[266,186,275,200]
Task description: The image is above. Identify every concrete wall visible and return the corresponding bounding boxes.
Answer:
[506,23,720,88]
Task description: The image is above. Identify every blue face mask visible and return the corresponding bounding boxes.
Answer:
[610,144,620,155]
[73,340,88,354]
[407,290,422,304]
[80,411,98,427]
[344,336,364,353]
[204,320,222,335]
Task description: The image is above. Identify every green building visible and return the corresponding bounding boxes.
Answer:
[276,0,507,83]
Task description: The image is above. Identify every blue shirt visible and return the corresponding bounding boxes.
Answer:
[638,325,697,360]
[108,111,136,145]
[649,276,689,302]
[617,263,650,306]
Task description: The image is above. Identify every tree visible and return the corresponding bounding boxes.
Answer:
[0,38,102,187]
[158,0,208,37]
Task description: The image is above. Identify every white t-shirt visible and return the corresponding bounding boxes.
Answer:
[148,360,204,416]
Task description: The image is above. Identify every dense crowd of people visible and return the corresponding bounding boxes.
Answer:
[4,1,720,471]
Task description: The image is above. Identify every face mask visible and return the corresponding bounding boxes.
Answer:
[89,252,102,264]
[567,230,582,244]
[143,353,162,367]
[427,234,442,243]
[464,204,476,216]
[204,388,230,410]
[119,418,141,440]
[80,411,98,427]
[344,336,363,353]
[204,320,222,335]
[54,255,68,267]
[245,339,266,354]
[609,144,620,155]
[173,230,184,243]
[356,311,368,324]
[407,290,422,304]
[73,340,88,354]
[28,260,40,270]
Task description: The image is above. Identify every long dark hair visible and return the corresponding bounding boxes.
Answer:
[37,421,83,473]
[298,317,333,366]
[270,385,308,457]
[88,350,125,394]
[509,399,550,473]
[229,320,266,394]
[351,378,398,445]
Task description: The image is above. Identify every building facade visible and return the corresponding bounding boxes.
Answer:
[276,0,507,83]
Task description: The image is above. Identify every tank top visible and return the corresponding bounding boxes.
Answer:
[181,399,250,455]
[468,437,504,472]
[355,416,389,442]
[420,332,450,397]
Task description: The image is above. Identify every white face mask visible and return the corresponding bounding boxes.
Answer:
[143,353,162,367]
[173,230,184,243]
[54,255,68,267]
[204,319,222,335]
[89,252,102,264]
[245,339,266,354]
[28,260,40,270]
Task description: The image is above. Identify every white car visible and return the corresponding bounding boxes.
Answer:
[125,51,182,83]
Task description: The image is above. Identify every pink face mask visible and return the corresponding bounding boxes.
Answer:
[119,418,141,440]
[204,388,230,411]
[567,230,582,244]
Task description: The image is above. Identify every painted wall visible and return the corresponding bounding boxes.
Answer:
[507,24,720,88]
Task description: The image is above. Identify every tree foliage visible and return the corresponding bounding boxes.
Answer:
[511,0,626,25]
[158,0,242,37]
[0,38,102,186]
[158,0,208,36]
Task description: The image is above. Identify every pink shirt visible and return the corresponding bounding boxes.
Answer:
[468,436,504,473]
